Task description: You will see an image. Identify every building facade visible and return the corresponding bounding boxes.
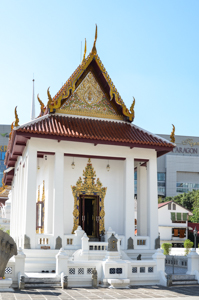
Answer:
[3,34,174,286]
[158,201,192,247]
[157,134,199,197]
[0,125,10,189]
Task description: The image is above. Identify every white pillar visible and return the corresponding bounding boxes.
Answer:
[137,164,147,236]
[56,248,69,275]
[53,152,64,245]
[187,249,199,275]
[124,158,134,249]
[147,155,158,249]
[24,146,37,248]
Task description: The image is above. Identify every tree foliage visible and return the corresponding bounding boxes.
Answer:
[162,243,172,255]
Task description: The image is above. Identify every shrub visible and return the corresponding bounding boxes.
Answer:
[184,239,193,255]
[162,243,172,255]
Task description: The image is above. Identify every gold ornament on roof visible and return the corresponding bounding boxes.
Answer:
[9,121,14,140]
[92,24,97,54]
[37,94,45,113]
[170,124,175,143]
[130,97,135,120]
[82,38,87,61]
[71,158,107,234]
[48,26,134,122]
[47,87,53,108]
[14,106,19,127]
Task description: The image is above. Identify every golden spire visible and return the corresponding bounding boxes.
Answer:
[92,24,97,54]
[37,94,45,112]
[82,38,87,61]
[170,124,175,143]
[130,97,135,120]
[47,87,53,109]
[14,106,19,127]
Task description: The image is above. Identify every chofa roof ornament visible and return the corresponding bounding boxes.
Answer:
[170,124,175,143]
[91,24,97,55]
[14,106,19,127]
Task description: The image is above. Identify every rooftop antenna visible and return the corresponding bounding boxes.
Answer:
[31,75,35,120]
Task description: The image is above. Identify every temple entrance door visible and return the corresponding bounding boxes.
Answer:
[79,195,99,240]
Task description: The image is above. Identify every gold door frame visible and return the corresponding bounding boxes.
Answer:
[71,158,107,234]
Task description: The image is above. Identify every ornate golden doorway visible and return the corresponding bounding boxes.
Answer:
[79,195,99,239]
[71,159,107,236]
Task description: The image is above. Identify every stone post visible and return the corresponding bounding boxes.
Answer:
[61,272,68,289]
[152,248,165,272]
[106,227,115,241]
[73,226,84,247]
[92,268,97,288]
[56,248,68,276]
[186,248,199,275]
[80,233,89,260]
[15,248,26,279]
[19,275,25,290]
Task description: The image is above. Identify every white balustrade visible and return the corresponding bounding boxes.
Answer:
[88,242,108,251]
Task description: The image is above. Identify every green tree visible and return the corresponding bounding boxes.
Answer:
[190,190,199,223]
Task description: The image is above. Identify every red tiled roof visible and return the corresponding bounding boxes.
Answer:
[188,222,199,233]
[16,115,174,149]
[158,201,172,208]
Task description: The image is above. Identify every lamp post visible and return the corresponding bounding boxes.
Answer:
[193,227,197,250]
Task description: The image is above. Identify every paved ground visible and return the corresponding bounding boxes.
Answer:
[0,286,199,300]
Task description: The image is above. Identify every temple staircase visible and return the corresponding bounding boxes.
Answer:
[168,274,198,286]
[24,273,61,288]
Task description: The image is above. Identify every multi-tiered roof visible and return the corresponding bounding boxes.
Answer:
[3,27,175,185]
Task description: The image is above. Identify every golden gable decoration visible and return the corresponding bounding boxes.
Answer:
[71,158,107,234]
[48,26,135,122]
[60,72,122,120]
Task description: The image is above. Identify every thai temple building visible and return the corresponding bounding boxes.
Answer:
[3,27,176,288]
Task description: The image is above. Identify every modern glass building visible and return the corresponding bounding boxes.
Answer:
[134,134,199,198]
[157,134,199,197]
[0,125,10,187]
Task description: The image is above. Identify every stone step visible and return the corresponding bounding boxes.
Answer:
[172,280,198,285]
[25,283,61,288]
[171,275,195,280]
[25,278,60,283]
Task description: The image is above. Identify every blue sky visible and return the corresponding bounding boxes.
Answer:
[0,0,198,136]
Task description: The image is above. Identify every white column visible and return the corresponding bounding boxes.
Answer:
[124,157,134,249]
[24,146,37,248]
[53,152,64,245]
[147,155,158,249]
[137,164,147,236]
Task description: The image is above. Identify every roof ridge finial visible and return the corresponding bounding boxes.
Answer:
[14,106,19,127]
[31,77,35,120]
[92,24,97,55]
[170,124,175,143]
[37,94,45,113]
[130,97,135,120]
[47,87,53,109]
[82,38,87,62]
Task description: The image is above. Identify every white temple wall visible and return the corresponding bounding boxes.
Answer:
[10,137,158,250]
[63,156,124,235]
